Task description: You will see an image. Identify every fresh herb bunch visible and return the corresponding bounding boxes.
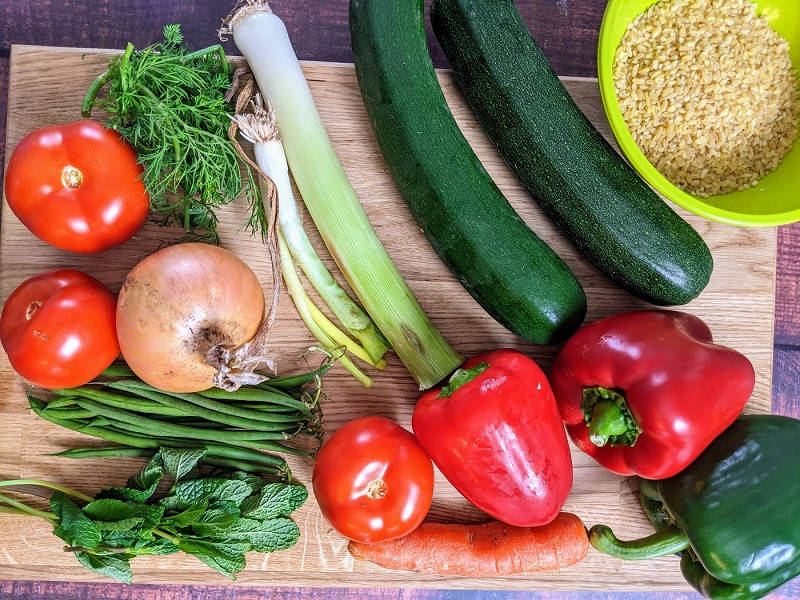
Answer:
[82,24,266,243]
[0,447,307,582]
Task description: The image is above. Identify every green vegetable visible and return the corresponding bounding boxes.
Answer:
[349,0,586,345]
[0,448,307,582]
[430,0,713,306]
[589,415,800,599]
[223,1,463,389]
[31,359,330,478]
[234,97,389,380]
[81,24,263,243]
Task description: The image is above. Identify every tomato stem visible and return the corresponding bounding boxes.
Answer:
[366,479,388,500]
[60,165,83,189]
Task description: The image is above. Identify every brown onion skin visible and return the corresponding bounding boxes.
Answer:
[116,243,265,393]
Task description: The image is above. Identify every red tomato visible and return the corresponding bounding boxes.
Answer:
[0,270,119,389]
[4,120,149,253]
[312,416,434,543]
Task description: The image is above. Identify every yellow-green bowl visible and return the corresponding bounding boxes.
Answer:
[598,0,800,227]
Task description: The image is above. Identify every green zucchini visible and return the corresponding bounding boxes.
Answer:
[349,0,586,345]
[431,0,713,306]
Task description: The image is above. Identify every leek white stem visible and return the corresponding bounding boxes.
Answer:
[235,98,388,365]
[223,2,463,389]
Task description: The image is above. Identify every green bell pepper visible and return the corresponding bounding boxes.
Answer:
[588,414,800,599]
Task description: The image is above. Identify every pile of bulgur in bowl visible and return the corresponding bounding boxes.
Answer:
[613,0,799,198]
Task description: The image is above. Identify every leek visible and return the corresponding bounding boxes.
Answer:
[221,1,463,389]
[277,233,374,388]
[235,97,388,369]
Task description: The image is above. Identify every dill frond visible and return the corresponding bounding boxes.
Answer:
[82,25,266,243]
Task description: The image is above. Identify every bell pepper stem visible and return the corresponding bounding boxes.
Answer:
[582,386,641,447]
[639,478,662,501]
[438,362,489,398]
[589,524,690,560]
[588,400,628,446]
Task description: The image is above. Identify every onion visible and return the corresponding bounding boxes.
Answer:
[116,243,266,393]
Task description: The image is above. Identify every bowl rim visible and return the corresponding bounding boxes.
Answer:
[597,0,800,228]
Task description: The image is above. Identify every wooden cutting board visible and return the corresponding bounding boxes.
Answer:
[0,45,777,591]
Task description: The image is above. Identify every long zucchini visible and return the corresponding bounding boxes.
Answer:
[431,0,713,305]
[349,0,586,345]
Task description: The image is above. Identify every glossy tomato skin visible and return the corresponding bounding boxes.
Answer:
[312,416,434,543]
[0,269,120,388]
[4,120,149,253]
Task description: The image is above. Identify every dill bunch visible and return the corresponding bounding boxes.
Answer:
[82,24,266,243]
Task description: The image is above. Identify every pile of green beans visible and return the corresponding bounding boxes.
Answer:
[29,361,331,480]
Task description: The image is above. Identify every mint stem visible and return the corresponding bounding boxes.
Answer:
[0,479,94,504]
[0,492,57,520]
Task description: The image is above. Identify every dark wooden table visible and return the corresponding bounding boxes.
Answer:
[1,1,798,598]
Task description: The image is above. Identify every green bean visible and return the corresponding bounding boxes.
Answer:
[106,386,297,432]
[161,419,223,428]
[101,363,137,378]
[54,387,186,417]
[42,407,95,420]
[262,360,333,389]
[44,396,81,409]
[199,386,313,414]
[104,418,309,457]
[201,456,284,476]
[230,402,299,414]
[52,447,154,459]
[32,394,291,466]
[107,380,309,425]
[53,447,285,477]
[74,399,294,443]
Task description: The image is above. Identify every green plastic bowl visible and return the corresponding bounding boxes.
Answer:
[598,0,800,227]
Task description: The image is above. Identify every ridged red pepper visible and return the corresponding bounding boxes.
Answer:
[412,349,572,527]
[550,310,755,480]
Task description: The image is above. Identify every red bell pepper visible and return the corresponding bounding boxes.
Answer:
[550,310,755,480]
[412,349,572,527]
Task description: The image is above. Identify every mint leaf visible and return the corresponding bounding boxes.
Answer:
[83,499,162,538]
[50,492,101,550]
[99,529,139,549]
[130,454,165,491]
[95,485,156,503]
[83,499,139,522]
[225,517,300,552]
[75,551,133,583]
[210,480,253,505]
[189,502,240,538]
[167,478,228,509]
[230,471,263,489]
[179,539,249,578]
[128,536,179,556]
[95,517,145,532]
[161,503,208,528]
[240,484,308,520]
[160,447,206,482]
[97,454,165,502]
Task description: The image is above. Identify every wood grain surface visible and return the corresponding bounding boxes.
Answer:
[0,45,779,593]
[1,1,799,598]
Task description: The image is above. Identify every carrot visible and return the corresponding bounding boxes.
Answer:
[347,512,588,576]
